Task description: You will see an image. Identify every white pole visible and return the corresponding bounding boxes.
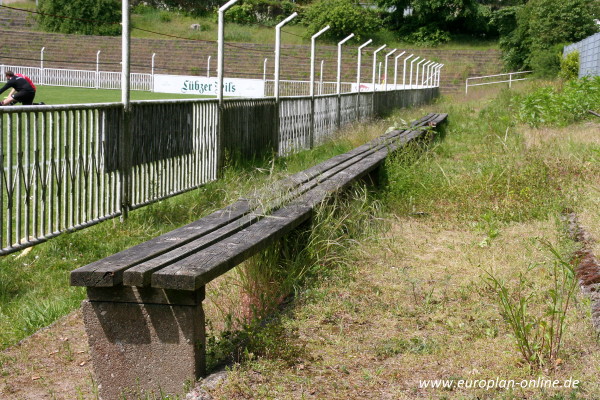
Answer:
[40,47,45,85]
[275,12,298,101]
[383,48,396,91]
[263,58,268,81]
[409,56,419,88]
[207,55,211,77]
[402,54,413,89]
[336,33,354,95]
[437,64,444,87]
[421,61,431,86]
[425,62,433,86]
[122,0,129,107]
[96,50,101,89]
[429,63,438,86]
[393,51,405,90]
[311,25,330,97]
[372,44,386,92]
[414,59,424,88]
[319,60,324,95]
[218,0,239,105]
[151,52,156,92]
[378,62,382,85]
[357,39,372,95]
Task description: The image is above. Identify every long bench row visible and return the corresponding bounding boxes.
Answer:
[71,112,448,399]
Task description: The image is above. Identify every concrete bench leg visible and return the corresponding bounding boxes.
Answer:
[81,287,206,399]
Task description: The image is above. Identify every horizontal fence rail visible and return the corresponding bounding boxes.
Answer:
[0,84,439,255]
[465,71,532,94]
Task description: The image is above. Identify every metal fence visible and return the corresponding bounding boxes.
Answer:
[564,32,600,78]
[0,86,438,255]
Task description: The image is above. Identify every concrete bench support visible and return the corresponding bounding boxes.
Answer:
[81,287,206,399]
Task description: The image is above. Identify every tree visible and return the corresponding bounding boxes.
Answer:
[497,0,599,72]
[376,0,492,44]
[37,0,121,36]
[303,0,381,42]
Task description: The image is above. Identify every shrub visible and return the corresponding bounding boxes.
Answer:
[559,51,580,80]
[224,0,298,26]
[405,25,451,46]
[37,0,121,36]
[302,0,382,42]
[529,43,565,78]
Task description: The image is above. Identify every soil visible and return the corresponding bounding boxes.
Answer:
[0,310,95,400]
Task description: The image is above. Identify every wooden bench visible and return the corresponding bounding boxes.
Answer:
[71,113,448,399]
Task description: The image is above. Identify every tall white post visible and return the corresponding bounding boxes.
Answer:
[402,54,413,89]
[310,25,330,97]
[421,61,431,86]
[218,0,239,105]
[356,39,372,120]
[414,59,424,88]
[383,48,397,91]
[336,33,354,95]
[378,62,382,85]
[425,62,433,86]
[409,56,419,88]
[120,0,131,219]
[372,45,386,92]
[96,50,101,89]
[357,39,373,95]
[274,12,298,101]
[207,55,211,77]
[437,64,444,87]
[122,2,130,107]
[151,53,156,92]
[393,51,406,90]
[319,60,324,95]
[263,58,268,81]
[40,47,45,85]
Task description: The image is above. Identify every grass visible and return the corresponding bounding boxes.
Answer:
[31,85,212,105]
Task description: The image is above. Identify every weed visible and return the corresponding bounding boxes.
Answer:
[482,242,578,368]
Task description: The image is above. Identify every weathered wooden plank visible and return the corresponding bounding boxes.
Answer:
[151,147,395,291]
[70,199,252,287]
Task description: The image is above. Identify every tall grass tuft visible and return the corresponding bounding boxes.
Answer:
[205,184,383,370]
[483,242,578,368]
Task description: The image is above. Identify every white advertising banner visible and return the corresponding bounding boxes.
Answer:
[153,74,265,98]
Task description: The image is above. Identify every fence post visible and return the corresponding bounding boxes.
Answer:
[96,51,101,89]
[217,0,239,177]
[151,53,156,92]
[394,51,405,90]
[372,45,386,117]
[120,0,132,220]
[384,48,397,92]
[356,39,372,122]
[319,60,324,95]
[310,25,330,148]
[40,47,45,85]
[207,55,211,78]
[409,56,419,89]
[336,33,354,129]
[509,72,512,89]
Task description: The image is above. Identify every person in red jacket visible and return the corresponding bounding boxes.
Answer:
[0,71,37,105]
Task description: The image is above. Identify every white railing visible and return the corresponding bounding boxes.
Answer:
[465,71,532,94]
[0,65,153,91]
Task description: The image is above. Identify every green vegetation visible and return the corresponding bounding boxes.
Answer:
[516,77,600,127]
[560,51,580,81]
[303,0,382,42]
[37,0,121,36]
[497,0,599,73]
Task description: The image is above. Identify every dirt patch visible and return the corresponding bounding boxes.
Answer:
[0,310,95,400]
